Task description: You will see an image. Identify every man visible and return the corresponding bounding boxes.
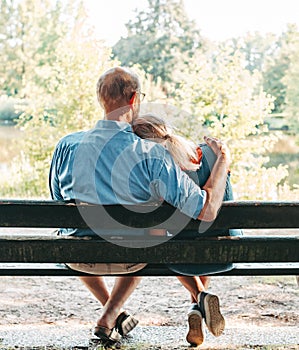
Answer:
[49,67,230,345]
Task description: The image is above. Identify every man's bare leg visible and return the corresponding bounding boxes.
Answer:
[79,276,110,306]
[97,276,142,330]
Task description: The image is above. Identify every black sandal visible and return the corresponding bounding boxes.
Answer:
[115,311,139,336]
[94,325,122,345]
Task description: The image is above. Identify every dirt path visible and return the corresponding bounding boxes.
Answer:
[0,274,298,349]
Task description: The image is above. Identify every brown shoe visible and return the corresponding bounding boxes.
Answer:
[198,292,225,337]
[186,303,205,346]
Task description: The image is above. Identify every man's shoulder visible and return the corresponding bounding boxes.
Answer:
[56,131,86,149]
[136,137,165,153]
[134,138,178,169]
[135,138,172,159]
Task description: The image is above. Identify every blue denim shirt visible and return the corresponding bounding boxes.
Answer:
[49,120,206,236]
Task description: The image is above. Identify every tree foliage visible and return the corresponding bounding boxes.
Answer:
[282,27,299,133]
[262,25,299,114]
[229,25,299,117]
[112,0,203,88]
[0,0,297,199]
[232,32,277,73]
[0,0,68,97]
[168,45,287,199]
[0,0,117,197]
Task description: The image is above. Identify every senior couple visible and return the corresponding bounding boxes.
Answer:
[49,67,240,347]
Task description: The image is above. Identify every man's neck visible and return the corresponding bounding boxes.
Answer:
[105,108,133,124]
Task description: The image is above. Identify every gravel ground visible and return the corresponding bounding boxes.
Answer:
[0,274,298,350]
[0,324,299,349]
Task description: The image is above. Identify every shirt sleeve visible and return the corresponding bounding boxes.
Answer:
[151,151,206,219]
[49,143,64,200]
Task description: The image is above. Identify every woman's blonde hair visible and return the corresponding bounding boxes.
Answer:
[133,113,200,171]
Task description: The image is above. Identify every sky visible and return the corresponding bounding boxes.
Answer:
[85,0,299,45]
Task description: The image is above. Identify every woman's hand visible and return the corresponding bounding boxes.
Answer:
[203,136,231,167]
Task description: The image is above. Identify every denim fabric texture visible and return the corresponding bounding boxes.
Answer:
[168,143,243,276]
[49,120,207,237]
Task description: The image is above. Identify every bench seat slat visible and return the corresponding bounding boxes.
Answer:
[0,263,298,276]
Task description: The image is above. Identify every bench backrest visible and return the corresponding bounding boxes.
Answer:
[0,200,298,268]
[1,200,299,230]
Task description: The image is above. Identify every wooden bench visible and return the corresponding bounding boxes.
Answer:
[0,200,298,276]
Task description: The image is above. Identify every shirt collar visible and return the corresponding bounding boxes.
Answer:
[95,119,133,132]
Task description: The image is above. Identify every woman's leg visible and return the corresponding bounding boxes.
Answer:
[176,276,211,302]
[177,276,207,346]
[178,275,225,340]
[199,276,211,290]
[176,276,206,303]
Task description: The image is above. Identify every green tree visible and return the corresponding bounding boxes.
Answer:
[0,0,68,98]
[0,1,117,198]
[262,24,299,114]
[112,0,203,89]
[169,45,288,200]
[0,0,18,95]
[228,26,299,115]
[282,28,299,133]
[231,32,277,73]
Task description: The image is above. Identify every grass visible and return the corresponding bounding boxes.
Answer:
[266,134,299,186]
[252,275,297,286]
[267,152,299,186]
[0,125,23,163]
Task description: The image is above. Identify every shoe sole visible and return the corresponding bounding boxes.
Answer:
[203,294,225,337]
[118,314,139,336]
[186,310,205,346]
[94,326,122,344]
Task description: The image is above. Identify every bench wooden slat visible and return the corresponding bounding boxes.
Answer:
[0,263,298,276]
[0,200,299,229]
[0,200,298,276]
[0,236,298,264]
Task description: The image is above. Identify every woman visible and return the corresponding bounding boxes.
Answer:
[133,113,242,346]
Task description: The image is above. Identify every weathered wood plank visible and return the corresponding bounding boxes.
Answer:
[0,263,298,276]
[0,200,299,229]
[0,236,298,264]
[0,200,298,276]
